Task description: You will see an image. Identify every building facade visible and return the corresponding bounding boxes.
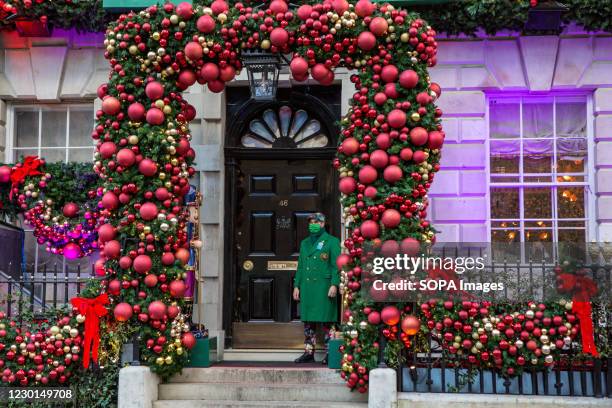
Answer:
[0,26,610,348]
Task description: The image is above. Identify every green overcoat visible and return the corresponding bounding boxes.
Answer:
[294,230,340,322]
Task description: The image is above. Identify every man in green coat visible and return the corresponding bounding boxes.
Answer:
[293,212,340,364]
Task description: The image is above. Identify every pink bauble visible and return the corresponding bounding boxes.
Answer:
[102,96,121,115]
[369,17,388,36]
[339,177,357,194]
[428,130,445,149]
[127,102,146,121]
[210,0,228,14]
[318,69,335,86]
[416,92,432,106]
[384,83,399,99]
[207,79,225,93]
[196,14,215,33]
[270,0,289,14]
[116,149,136,167]
[133,255,152,274]
[311,64,329,82]
[178,69,197,89]
[374,92,387,106]
[175,2,193,20]
[139,202,158,221]
[336,253,351,270]
[340,137,359,155]
[99,141,117,159]
[108,280,121,296]
[183,104,197,121]
[383,165,403,183]
[387,109,406,129]
[148,301,167,320]
[369,150,389,169]
[409,127,428,146]
[376,133,391,150]
[270,27,289,47]
[101,191,119,210]
[138,159,158,177]
[401,237,421,256]
[113,303,133,322]
[430,82,442,98]
[169,280,186,298]
[381,305,400,325]
[381,65,399,83]
[358,165,378,184]
[63,243,81,260]
[97,223,116,243]
[357,31,376,51]
[119,256,132,270]
[103,240,121,259]
[412,150,426,164]
[297,4,313,20]
[62,202,79,218]
[381,209,401,228]
[219,65,236,82]
[144,274,158,288]
[360,220,380,239]
[94,259,106,276]
[200,63,220,81]
[161,252,175,266]
[146,108,165,125]
[364,186,378,199]
[399,70,419,89]
[155,187,170,201]
[181,332,197,350]
[184,42,203,60]
[290,56,309,77]
[0,165,10,183]
[145,81,164,100]
[367,310,382,324]
[97,83,108,99]
[380,240,400,257]
[176,139,191,156]
[332,0,349,14]
[400,148,413,161]
[355,0,375,17]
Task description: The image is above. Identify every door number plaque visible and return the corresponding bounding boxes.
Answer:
[267,261,298,271]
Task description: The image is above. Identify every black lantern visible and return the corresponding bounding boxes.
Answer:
[524,1,569,32]
[242,50,281,101]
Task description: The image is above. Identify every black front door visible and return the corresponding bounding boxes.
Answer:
[232,158,337,348]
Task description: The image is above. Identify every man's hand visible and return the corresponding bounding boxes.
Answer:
[328,285,337,298]
[293,287,300,301]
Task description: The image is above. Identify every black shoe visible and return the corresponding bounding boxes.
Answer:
[294,352,315,363]
[321,354,328,365]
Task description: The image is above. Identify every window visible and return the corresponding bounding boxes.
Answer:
[488,95,591,261]
[8,103,95,274]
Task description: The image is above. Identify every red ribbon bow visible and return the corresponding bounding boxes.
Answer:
[70,293,110,369]
[9,156,42,200]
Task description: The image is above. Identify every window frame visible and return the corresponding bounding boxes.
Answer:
[485,92,597,260]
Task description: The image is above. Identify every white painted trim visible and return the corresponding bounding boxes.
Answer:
[586,92,598,242]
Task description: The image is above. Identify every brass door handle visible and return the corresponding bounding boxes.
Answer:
[242,260,254,271]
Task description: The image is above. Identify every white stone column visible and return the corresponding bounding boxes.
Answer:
[118,366,159,408]
[594,88,612,241]
[368,368,397,408]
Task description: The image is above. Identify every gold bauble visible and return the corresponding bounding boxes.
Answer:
[159,172,166,180]
[260,39,271,50]
[152,32,160,41]
[176,347,184,355]
[411,112,421,122]
[165,356,173,365]
[129,45,139,55]
[143,226,151,234]
[76,314,86,323]
[155,100,165,109]
[50,326,60,335]
[169,15,179,24]
[128,135,139,145]
[156,357,164,365]
[163,105,172,114]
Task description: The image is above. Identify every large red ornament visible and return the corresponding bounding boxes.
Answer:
[0,165,10,183]
[101,96,121,115]
[101,191,119,210]
[219,66,236,82]
[430,83,442,98]
[145,81,164,100]
[133,255,152,274]
[357,31,376,51]
[297,4,313,20]
[381,240,400,257]
[387,109,406,129]
[184,42,203,61]
[381,209,401,228]
[360,220,380,239]
[369,17,388,36]
[290,57,309,77]
[181,332,197,350]
[148,301,167,320]
[161,251,175,265]
[401,315,420,335]
[332,0,349,14]
[409,127,429,146]
[210,0,228,14]
[355,0,375,17]
[336,253,351,269]
[175,2,193,20]
[340,137,359,155]
[178,70,197,89]
[127,102,146,121]
[113,303,133,322]
[383,165,403,183]
[146,108,165,125]
[399,70,419,89]
[369,150,389,169]
[97,223,116,243]
[381,65,399,83]
[103,240,121,259]
[367,310,381,324]
[207,79,225,93]
[401,237,421,256]
[381,305,400,325]
[175,248,190,265]
[270,27,289,47]
[358,165,378,184]
[339,177,357,194]
[196,15,215,33]
[138,159,158,177]
[139,202,158,221]
[200,63,220,81]
[144,274,158,288]
[428,131,445,149]
[116,149,136,167]
[99,141,117,159]
[108,280,121,296]
[62,202,79,218]
[169,280,186,298]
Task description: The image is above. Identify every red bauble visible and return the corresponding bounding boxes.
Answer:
[185,42,203,60]
[376,134,391,149]
[370,285,388,302]
[104,240,121,259]
[409,127,428,146]
[94,259,106,276]
[97,83,108,99]
[178,69,197,89]
[384,83,399,99]
[116,149,136,167]
[332,0,349,14]
[97,223,116,243]
[148,301,167,320]
[196,14,215,33]
[416,92,432,105]
[387,109,406,129]
[364,186,378,198]
[358,165,378,184]
[311,64,330,82]
[146,108,165,125]
[219,66,236,82]
[357,31,376,51]
[355,0,375,17]
[428,131,444,149]
[139,202,158,221]
[175,139,191,157]
[207,79,225,93]
[119,256,132,270]
[145,81,164,100]
[430,82,442,98]
[369,150,389,169]
[127,102,146,121]
[133,255,152,274]
[360,220,380,239]
[412,150,426,164]
[101,191,119,210]
[155,187,170,201]
[401,315,420,335]
[383,165,403,183]
[374,92,387,106]
[400,148,413,161]
[169,280,186,298]
[290,57,309,77]
[0,165,11,183]
[297,4,312,20]
[175,248,190,265]
[138,159,158,177]
[381,305,400,325]
[102,96,121,115]
[62,202,79,218]
[399,70,419,89]
[380,65,399,83]
[99,141,117,159]
[181,332,197,350]
[369,17,388,36]
[161,252,175,266]
[210,0,228,14]
[368,310,381,324]
[108,280,121,296]
[270,27,289,47]
[341,137,359,155]
[381,209,401,228]
[144,274,158,288]
[401,237,420,256]
[113,303,133,322]
[175,2,193,20]
[339,177,357,194]
[336,253,351,269]
[200,63,220,81]
[380,240,400,257]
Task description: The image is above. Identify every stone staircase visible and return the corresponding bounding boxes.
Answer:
[153,366,368,408]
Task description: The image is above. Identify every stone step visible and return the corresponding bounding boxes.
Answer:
[154,400,367,408]
[158,382,368,403]
[222,348,326,362]
[168,367,344,385]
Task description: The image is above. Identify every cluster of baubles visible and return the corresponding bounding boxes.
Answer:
[0,312,81,386]
[421,300,578,376]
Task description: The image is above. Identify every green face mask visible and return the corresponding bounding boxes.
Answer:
[308,223,322,234]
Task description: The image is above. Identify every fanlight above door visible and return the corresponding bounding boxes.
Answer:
[240,105,330,148]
